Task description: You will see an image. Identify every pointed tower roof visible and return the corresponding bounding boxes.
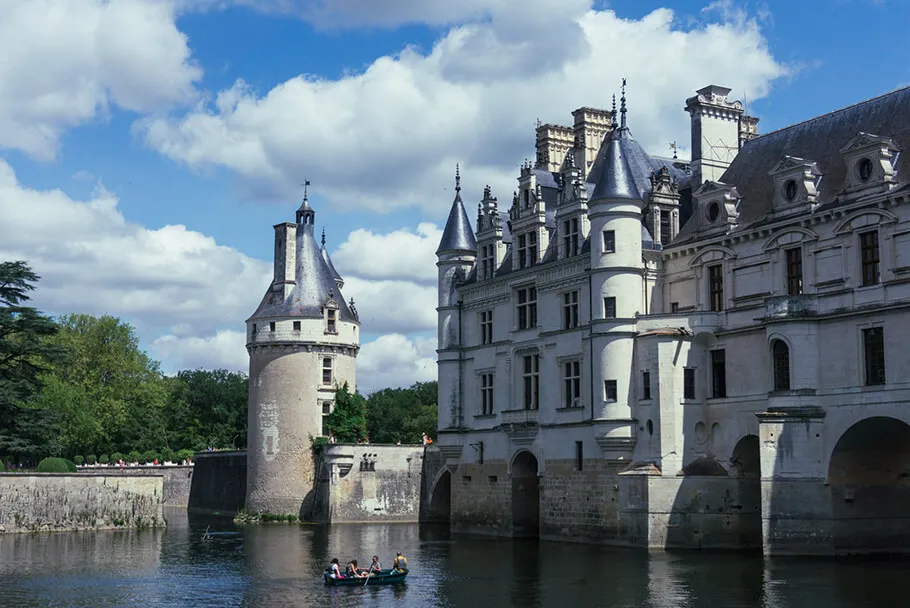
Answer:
[320,227,344,288]
[588,80,644,202]
[436,164,477,255]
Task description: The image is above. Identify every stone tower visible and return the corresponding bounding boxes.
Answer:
[246,191,360,516]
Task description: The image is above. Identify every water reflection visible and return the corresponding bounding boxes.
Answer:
[1,511,910,607]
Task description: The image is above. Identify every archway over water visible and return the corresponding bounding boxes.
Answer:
[511,451,539,538]
[730,434,762,549]
[426,470,451,523]
[828,417,910,554]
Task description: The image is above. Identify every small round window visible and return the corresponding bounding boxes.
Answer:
[784,179,797,201]
[858,158,874,182]
[707,202,720,222]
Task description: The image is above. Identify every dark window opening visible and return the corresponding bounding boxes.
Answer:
[603,230,615,254]
[642,370,651,400]
[523,354,540,410]
[575,441,583,471]
[711,349,727,398]
[293,320,301,331]
[786,247,803,296]
[604,379,618,401]
[863,327,886,386]
[708,264,724,311]
[860,230,880,287]
[683,368,696,400]
[269,321,276,332]
[772,340,790,391]
[660,210,672,247]
[604,296,616,319]
[517,287,537,330]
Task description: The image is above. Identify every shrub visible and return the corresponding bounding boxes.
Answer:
[99,454,109,465]
[141,450,158,464]
[110,452,123,464]
[37,458,77,473]
[73,456,84,466]
[86,454,97,465]
[161,448,175,463]
[0,460,5,472]
[176,449,194,463]
[128,450,141,464]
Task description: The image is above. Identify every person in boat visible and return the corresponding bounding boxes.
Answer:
[393,551,408,572]
[368,555,382,575]
[346,559,368,578]
[327,558,343,579]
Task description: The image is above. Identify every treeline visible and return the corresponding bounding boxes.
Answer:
[1,260,437,466]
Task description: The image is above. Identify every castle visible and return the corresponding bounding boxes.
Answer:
[245,192,360,516]
[433,84,910,555]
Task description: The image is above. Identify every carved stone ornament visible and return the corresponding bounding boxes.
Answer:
[693,181,740,232]
[768,155,821,212]
[839,131,899,194]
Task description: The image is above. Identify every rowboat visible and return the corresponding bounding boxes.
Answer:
[323,568,409,586]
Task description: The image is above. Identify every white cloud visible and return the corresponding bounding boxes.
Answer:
[342,276,437,334]
[357,333,437,394]
[333,223,440,285]
[0,0,200,160]
[150,329,249,373]
[140,5,786,214]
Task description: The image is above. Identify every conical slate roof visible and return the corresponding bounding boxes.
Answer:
[249,220,356,323]
[321,240,344,286]
[436,168,477,255]
[589,127,643,202]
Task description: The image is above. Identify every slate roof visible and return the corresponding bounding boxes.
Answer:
[588,127,642,201]
[249,221,357,323]
[321,242,344,285]
[720,85,910,226]
[437,190,477,254]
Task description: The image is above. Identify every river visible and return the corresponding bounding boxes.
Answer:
[0,508,906,607]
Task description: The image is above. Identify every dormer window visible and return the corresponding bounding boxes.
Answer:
[858,158,873,182]
[784,180,797,201]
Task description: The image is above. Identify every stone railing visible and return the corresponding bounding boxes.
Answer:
[765,294,817,319]
[501,409,539,425]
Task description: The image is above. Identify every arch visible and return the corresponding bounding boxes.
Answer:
[426,470,451,524]
[511,450,539,538]
[834,208,898,235]
[827,416,910,554]
[729,434,762,548]
[730,435,761,478]
[762,227,819,251]
[770,339,790,391]
[689,246,737,267]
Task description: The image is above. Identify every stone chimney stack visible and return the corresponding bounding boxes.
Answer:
[685,85,745,185]
[272,222,297,299]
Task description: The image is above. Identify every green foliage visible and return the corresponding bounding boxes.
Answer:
[176,449,193,462]
[324,382,368,443]
[365,382,438,444]
[110,452,123,464]
[86,454,97,465]
[99,454,109,465]
[73,455,84,466]
[36,457,76,473]
[163,369,248,451]
[141,449,159,464]
[0,261,65,460]
[0,460,5,472]
[128,450,141,464]
[161,448,175,463]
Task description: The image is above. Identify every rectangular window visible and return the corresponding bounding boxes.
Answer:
[711,349,727,398]
[604,296,616,319]
[603,230,615,254]
[481,244,495,279]
[252,323,257,333]
[293,321,301,331]
[670,302,679,313]
[642,370,651,400]
[660,210,672,247]
[786,247,803,296]
[863,327,886,386]
[322,357,333,385]
[604,379,617,401]
[480,373,495,415]
[528,231,538,267]
[575,441,584,471]
[563,291,579,329]
[860,230,880,287]
[269,321,276,332]
[563,360,581,407]
[517,234,527,269]
[708,264,724,311]
[321,416,329,437]
[517,286,537,330]
[683,368,696,400]
[522,354,540,410]
[563,218,579,257]
[322,401,332,415]
[480,310,493,345]
[326,309,337,333]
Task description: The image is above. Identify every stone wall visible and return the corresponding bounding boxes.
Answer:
[317,444,424,523]
[77,466,194,506]
[188,451,247,515]
[0,473,164,533]
[451,460,511,534]
[541,459,625,542]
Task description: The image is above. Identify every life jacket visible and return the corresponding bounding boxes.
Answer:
[394,555,408,570]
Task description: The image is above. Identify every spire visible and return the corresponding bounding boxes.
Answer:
[321,226,326,246]
[436,164,477,255]
[296,179,314,225]
[611,94,617,123]
[620,78,627,130]
[590,128,641,202]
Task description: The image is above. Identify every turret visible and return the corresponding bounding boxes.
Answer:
[436,165,477,430]
[475,185,505,280]
[246,186,360,518]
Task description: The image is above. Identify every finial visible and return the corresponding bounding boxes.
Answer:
[611,94,617,123]
[321,226,326,246]
[620,78,627,129]
[303,179,310,202]
[454,163,462,198]
[669,141,678,160]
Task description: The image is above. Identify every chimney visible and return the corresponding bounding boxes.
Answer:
[272,222,297,298]
[685,85,745,184]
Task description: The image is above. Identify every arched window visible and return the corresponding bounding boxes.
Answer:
[772,340,790,391]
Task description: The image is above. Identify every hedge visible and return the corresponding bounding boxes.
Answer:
[37,458,77,473]
[74,456,84,466]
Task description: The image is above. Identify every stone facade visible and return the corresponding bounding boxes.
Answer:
[246,195,359,517]
[77,465,194,507]
[0,473,164,533]
[435,83,910,554]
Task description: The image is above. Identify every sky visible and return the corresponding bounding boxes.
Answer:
[0,0,906,393]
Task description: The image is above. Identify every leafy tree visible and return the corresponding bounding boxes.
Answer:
[366,381,438,444]
[325,382,368,443]
[0,261,64,460]
[163,369,248,451]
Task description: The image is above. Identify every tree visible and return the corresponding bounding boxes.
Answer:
[366,381,437,444]
[325,382,368,443]
[0,261,64,460]
[163,369,248,451]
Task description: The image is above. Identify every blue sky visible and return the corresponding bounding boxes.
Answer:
[0,0,906,392]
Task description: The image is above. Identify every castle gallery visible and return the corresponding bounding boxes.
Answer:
[433,84,910,555]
